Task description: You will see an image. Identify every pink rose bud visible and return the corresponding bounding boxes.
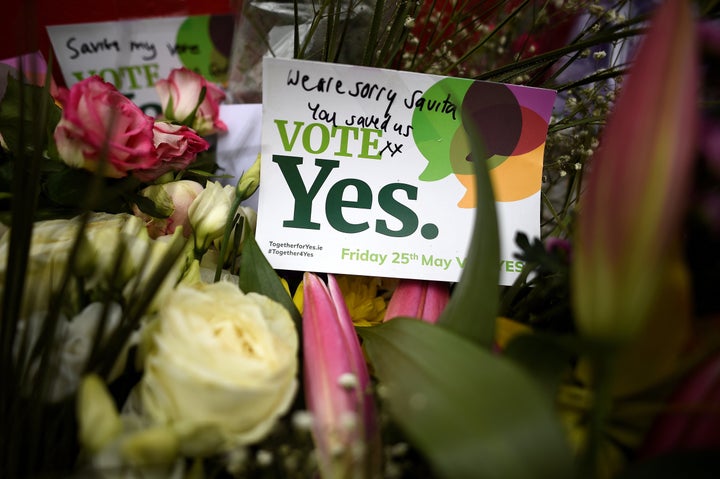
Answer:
[132,180,204,238]
[133,122,210,182]
[155,68,227,136]
[53,76,157,178]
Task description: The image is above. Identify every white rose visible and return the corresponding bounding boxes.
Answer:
[0,216,85,313]
[139,282,298,449]
[0,213,149,314]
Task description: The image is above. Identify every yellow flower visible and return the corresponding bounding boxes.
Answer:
[335,275,397,327]
[289,275,397,326]
[494,317,532,350]
[289,279,304,312]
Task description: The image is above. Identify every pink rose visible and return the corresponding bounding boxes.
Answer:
[133,122,210,182]
[155,68,227,136]
[54,76,157,178]
[132,180,204,238]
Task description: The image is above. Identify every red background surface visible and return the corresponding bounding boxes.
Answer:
[1,1,235,67]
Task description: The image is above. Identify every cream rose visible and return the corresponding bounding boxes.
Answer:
[0,213,187,317]
[0,214,116,314]
[139,282,298,449]
[0,217,80,313]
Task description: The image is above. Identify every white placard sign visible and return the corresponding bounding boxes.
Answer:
[47,15,233,112]
[256,58,556,284]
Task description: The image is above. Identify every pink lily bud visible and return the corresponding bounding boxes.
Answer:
[571,0,699,343]
[302,273,381,479]
[384,279,450,324]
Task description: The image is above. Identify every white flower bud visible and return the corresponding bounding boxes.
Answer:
[188,181,234,251]
[77,374,123,454]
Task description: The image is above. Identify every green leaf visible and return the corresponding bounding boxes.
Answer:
[131,193,172,219]
[0,74,61,155]
[503,333,576,398]
[43,167,94,207]
[358,318,574,479]
[42,166,140,213]
[436,111,499,348]
[184,169,217,178]
[238,232,302,332]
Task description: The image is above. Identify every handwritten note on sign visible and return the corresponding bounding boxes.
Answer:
[256,58,556,285]
[47,15,233,112]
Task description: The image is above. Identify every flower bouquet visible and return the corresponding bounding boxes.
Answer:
[2,0,720,478]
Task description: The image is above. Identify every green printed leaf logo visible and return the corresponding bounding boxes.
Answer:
[412,78,553,207]
[176,15,234,83]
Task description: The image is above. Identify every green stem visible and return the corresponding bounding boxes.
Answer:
[541,191,567,237]
[446,0,531,76]
[297,1,331,59]
[578,351,616,479]
[362,0,386,65]
[476,27,643,83]
[214,194,244,282]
